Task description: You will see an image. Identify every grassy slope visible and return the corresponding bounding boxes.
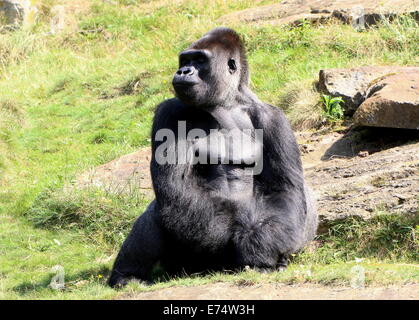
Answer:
[0,0,418,299]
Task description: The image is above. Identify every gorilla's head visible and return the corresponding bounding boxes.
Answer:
[172,28,249,107]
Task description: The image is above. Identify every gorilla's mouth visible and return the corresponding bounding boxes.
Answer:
[172,80,199,87]
[172,80,199,100]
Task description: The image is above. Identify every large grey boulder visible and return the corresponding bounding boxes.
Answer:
[353,71,419,129]
[0,0,36,27]
[318,66,418,115]
[220,0,419,27]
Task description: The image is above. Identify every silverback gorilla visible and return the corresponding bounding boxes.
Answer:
[108,28,317,287]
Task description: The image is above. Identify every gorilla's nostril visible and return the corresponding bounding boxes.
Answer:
[181,67,194,75]
[176,70,182,75]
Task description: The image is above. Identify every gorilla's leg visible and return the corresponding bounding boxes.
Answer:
[108,201,163,288]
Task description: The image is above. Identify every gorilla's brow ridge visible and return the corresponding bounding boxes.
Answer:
[189,27,249,86]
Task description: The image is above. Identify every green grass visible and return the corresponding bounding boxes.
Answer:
[296,214,418,264]
[26,187,149,247]
[1,208,417,299]
[0,0,418,299]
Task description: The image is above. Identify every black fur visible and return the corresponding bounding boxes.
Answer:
[108,28,317,287]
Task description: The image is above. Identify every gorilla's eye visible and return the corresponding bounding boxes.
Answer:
[228,58,237,73]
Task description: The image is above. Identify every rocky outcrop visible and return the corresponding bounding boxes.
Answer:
[220,0,419,27]
[75,147,153,197]
[1,0,90,32]
[0,0,37,28]
[299,129,419,228]
[353,71,419,129]
[318,66,418,115]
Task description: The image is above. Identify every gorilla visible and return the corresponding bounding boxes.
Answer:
[108,27,317,287]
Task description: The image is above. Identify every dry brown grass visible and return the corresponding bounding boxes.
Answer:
[277,79,324,130]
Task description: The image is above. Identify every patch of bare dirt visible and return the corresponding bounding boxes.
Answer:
[120,282,419,300]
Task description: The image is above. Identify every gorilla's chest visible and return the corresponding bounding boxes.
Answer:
[194,163,254,197]
[179,108,258,198]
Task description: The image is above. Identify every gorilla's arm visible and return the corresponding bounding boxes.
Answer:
[260,106,318,247]
[254,103,305,193]
[150,100,232,243]
[237,104,306,258]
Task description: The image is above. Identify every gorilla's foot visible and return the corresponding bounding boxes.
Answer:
[253,267,273,274]
[277,255,289,271]
[108,274,150,289]
[244,265,275,274]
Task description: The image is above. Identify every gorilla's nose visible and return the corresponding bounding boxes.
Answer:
[173,66,198,87]
[177,66,194,75]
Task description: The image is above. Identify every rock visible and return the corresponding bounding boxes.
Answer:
[318,66,419,114]
[219,0,419,27]
[0,0,37,28]
[358,151,369,157]
[299,143,315,153]
[358,151,370,158]
[74,147,153,197]
[353,71,419,129]
[301,130,419,227]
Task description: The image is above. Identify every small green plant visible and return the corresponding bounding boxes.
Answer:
[321,95,344,122]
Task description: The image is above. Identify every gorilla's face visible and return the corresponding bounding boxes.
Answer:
[172,48,239,107]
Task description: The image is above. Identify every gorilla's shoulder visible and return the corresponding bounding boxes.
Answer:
[254,102,288,124]
[153,98,187,129]
[155,98,186,117]
[263,103,286,116]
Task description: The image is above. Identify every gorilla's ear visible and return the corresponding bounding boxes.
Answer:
[228,58,237,74]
